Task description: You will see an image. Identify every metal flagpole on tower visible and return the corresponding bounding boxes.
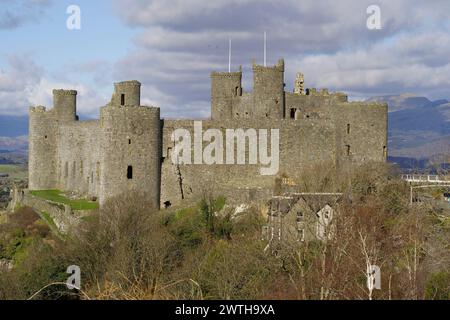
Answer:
[264,31,267,67]
[228,38,231,72]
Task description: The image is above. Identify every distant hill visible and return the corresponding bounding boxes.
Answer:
[366,94,450,160]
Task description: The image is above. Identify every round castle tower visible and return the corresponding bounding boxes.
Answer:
[53,89,77,122]
[100,81,161,208]
[28,106,57,190]
[29,89,78,190]
[110,80,141,106]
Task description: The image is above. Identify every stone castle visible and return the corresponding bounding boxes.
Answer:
[28,58,388,209]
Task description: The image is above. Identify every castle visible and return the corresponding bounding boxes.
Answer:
[28,59,388,209]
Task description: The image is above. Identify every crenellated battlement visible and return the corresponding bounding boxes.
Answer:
[53,89,77,96]
[114,80,141,87]
[252,58,284,72]
[29,105,49,113]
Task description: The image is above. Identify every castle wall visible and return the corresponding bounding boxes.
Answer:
[160,118,336,207]
[56,121,101,197]
[333,102,388,168]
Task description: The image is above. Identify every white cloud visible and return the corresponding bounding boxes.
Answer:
[0,55,108,117]
[0,0,53,29]
[107,0,450,117]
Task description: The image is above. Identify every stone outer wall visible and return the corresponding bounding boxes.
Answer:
[10,188,86,233]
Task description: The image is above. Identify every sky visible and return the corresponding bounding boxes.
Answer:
[1,0,450,119]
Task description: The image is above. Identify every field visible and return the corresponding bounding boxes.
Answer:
[0,164,27,181]
[29,190,99,210]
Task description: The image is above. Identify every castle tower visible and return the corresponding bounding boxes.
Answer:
[53,89,77,122]
[28,106,57,190]
[252,58,285,118]
[100,81,161,208]
[210,68,242,120]
[110,80,141,106]
[294,72,305,95]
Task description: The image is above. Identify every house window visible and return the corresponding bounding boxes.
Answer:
[120,94,125,106]
[347,123,350,134]
[346,145,351,156]
[127,165,133,179]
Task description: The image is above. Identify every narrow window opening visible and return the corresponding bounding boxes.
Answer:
[44,135,48,139]
[383,146,387,158]
[64,162,68,178]
[290,108,296,119]
[91,171,94,184]
[120,94,125,106]
[235,86,239,96]
[346,145,351,156]
[128,139,131,145]
[96,162,100,178]
[127,165,133,179]
[347,123,350,134]
[72,161,76,178]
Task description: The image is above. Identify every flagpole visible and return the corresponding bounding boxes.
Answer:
[228,38,231,72]
[264,31,267,67]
